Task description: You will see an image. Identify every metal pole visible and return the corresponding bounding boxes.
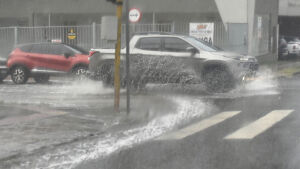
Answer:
[48,13,51,27]
[92,22,96,48]
[125,0,130,114]
[152,12,155,32]
[14,27,18,47]
[114,0,123,113]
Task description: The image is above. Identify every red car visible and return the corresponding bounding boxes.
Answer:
[7,43,91,84]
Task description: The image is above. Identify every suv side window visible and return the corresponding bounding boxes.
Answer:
[62,45,76,56]
[19,44,33,53]
[49,44,64,55]
[136,37,161,51]
[163,37,193,52]
[30,44,67,56]
[30,44,55,54]
[30,44,45,54]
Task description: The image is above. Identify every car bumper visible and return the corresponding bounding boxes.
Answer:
[229,60,259,82]
[288,50,300,55]
[0,65,8,79]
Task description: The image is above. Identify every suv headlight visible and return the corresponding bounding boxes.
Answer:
[239,57,249,61]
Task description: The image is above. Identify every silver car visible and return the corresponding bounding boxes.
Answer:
[89,33,259,92]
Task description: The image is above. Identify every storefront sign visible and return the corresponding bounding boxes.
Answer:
[189,23,214,44]
[67,28,76,40]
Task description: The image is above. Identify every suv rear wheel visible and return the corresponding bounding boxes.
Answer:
[0,75,5,83]
[11,66,29,84]
[98,63,114,87]
[72,66,88,80]
[33,75,50,83]
[203,66,234,93]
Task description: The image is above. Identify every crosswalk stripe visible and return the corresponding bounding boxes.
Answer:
[156,111,241,140]
[224,109,293,140]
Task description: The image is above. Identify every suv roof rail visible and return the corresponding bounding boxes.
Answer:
[134,32,173,35]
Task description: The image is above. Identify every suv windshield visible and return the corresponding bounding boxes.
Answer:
[185,36,221,52]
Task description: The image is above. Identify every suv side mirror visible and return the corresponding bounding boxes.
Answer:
[64,52,72,58]
[186,47,198,55]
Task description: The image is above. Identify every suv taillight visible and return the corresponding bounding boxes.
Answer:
[89,51,96,56]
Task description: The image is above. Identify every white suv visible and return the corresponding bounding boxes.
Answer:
[89,33,258,92]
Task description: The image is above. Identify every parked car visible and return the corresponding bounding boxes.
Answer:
[89,33,259,93]
[0,57,8,82]
[278,36,288,60]
[287,39,300,56]
[279,36,300,59]
[7,43,91,84]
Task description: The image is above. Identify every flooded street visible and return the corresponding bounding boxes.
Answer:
[0,66,282,169]
[1,0,299,168]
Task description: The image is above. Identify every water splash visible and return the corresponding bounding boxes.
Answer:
[56,80,116,96]
[13,97,209,169]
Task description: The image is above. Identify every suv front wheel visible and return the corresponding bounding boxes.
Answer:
[11,66,29,84]
[72,66,88,80]
[203,67,234,93]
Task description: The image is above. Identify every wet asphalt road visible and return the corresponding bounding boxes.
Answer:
[0,70,299,169]
[79,78,300,169]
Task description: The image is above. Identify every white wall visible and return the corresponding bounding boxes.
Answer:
[215,0,248,24]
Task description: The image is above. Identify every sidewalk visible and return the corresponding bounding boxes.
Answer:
[276,60,300,78]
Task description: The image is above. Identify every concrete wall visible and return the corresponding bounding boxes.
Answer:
[214,0,279,61]
[0,0,218,14]
[251,0,279,62]
[0,0,279,63]
[279,0,300,16]
[0,0,222,27]
[215,0,248,24]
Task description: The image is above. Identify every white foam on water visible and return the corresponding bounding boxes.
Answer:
[55,80,116,95]
[245,68,278,91]
[207,67,280,99]
[15,97,209,169]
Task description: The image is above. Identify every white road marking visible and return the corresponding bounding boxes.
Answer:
[224,109,293,140]
[156,111,241,140]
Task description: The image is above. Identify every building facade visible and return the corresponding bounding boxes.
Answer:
[279,0,300,36]
[0,0,279,62]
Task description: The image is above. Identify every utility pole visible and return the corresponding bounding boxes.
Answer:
[107,0,123,112]
[125,0,130,115]
[114,0,123,113]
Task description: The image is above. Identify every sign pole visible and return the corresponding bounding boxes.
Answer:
[114,0,123,113]
[125,0,130,115]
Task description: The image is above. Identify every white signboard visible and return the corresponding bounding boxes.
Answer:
[129,8,142,23]
[189,23,214,44]
[101,16,118,40]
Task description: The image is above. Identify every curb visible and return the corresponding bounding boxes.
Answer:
[276,62,300,78]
